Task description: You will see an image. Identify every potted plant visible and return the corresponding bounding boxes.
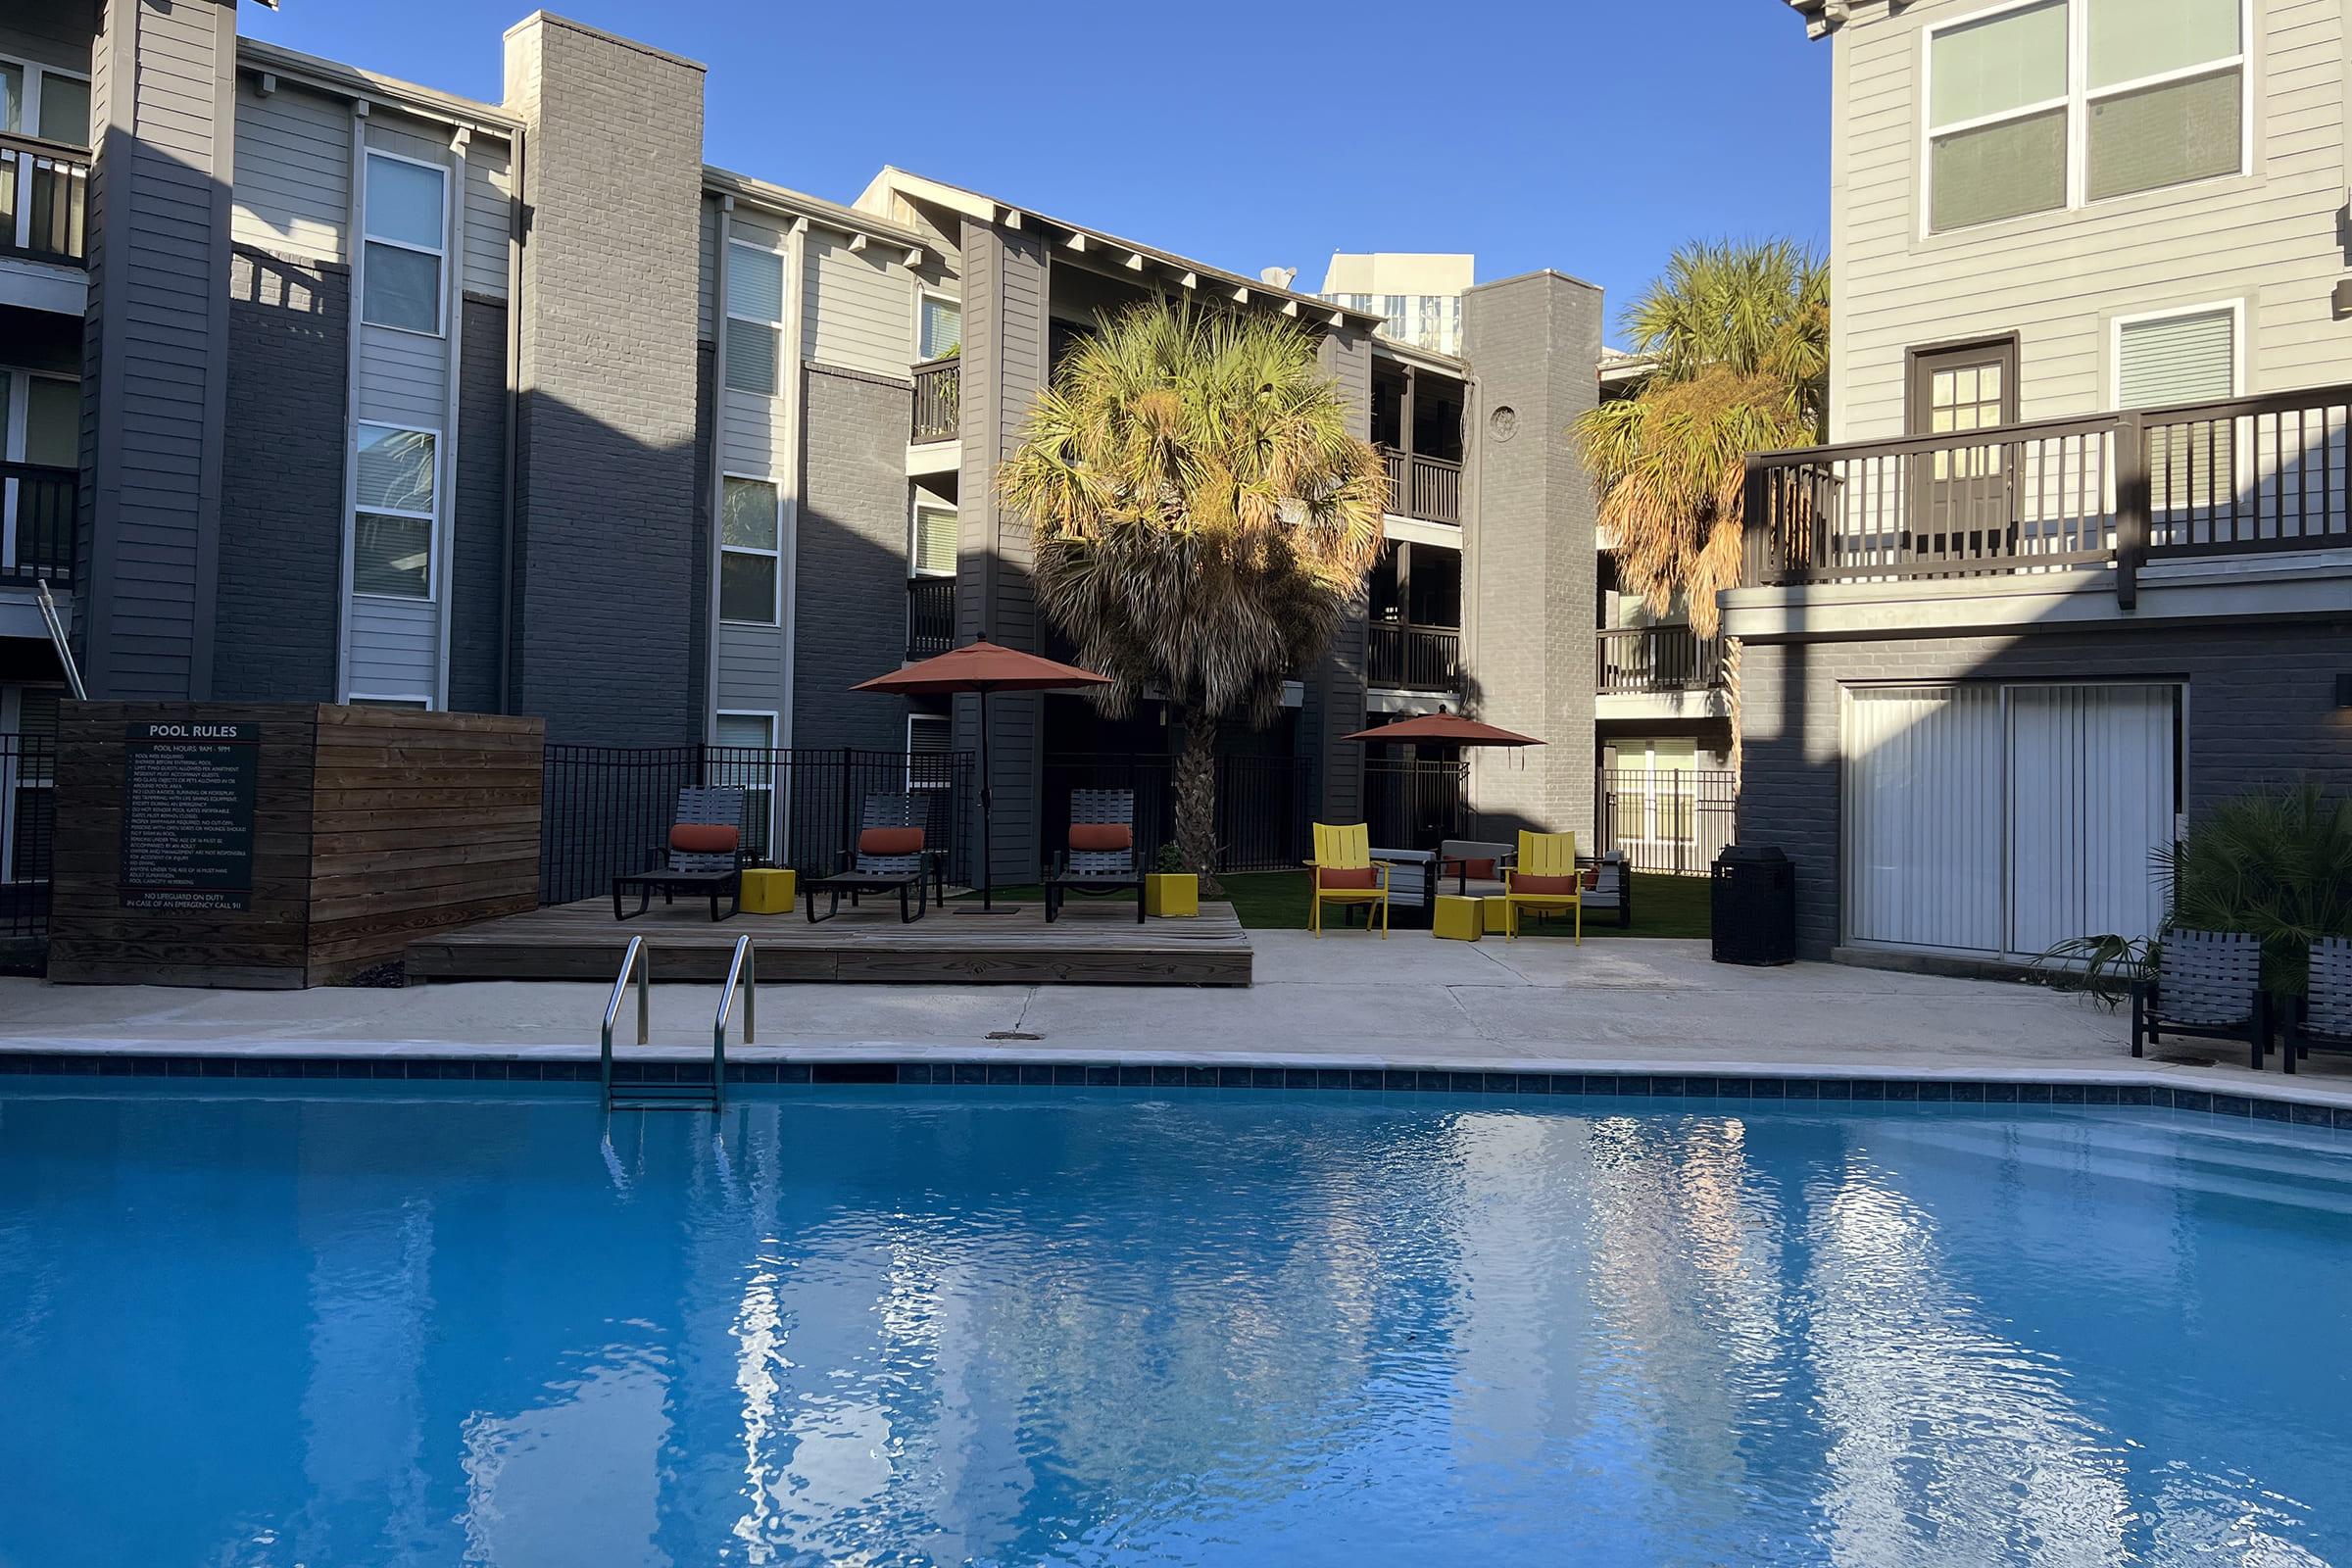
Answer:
[1146,842,1198,918]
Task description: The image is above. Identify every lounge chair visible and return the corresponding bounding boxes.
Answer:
[804,794,935,924]
[612,786,745,921]
[1501,829,1582,943]
[1044,788,1146,923]
[2283,935,2352,1075]
[1307,821,1390,937]
[2131,929,2270,1070]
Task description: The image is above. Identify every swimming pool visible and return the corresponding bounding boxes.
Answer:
[1,1084,2346,1567]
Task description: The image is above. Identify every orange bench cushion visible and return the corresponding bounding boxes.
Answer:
[1511,873,1579,896]
[1318,866,1379,891]
[858,827,925,858]
[669,823,739,855]
[1068,823,1133,853]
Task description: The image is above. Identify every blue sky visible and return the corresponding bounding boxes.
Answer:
[242,0,1829,342]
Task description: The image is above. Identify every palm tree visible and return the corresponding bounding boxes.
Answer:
[1572,239,1828,780]
[999,302,1387,890]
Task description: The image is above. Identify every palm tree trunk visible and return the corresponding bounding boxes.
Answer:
[1173,703,1224,897]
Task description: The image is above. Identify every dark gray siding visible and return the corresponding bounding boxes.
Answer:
[794,364,914,753]
[448,296,510,715]
[504,16,705,746]
[213,246,346,703]
[1739,622,2352,959]
[1309,325,1374,821]
[79,0,237,701]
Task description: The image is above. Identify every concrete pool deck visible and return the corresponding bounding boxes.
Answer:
[4,934,2348,1110]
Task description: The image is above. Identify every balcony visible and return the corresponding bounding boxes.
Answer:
[1367,621,1460,691]
[910,357,959,443]
[1381,447,1461,527]
[1740,382,2352,609]
[2,462,76,589]
[1,134,89,268]
[906,574,956,660]
[1596,625,1724,694]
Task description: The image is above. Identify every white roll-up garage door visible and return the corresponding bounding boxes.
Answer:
[2006,684,2179,956]
[1843,686,2004,953]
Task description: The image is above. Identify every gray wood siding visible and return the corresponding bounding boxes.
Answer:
[714,622,785,710]
[355,324,447,428]
[1830,0,2349,440]
[231,77,348,263]
[346,596,438,698]
[804,230,914,377]
[0,20,89,74]
[719,387,775,473]
[698,196,716,341]
[461,136,512,299]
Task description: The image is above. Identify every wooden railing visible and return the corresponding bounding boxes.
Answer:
[0,133,89,266]
[906,575,956,659]
[2,462,76,588]
[1741,381,2352,606]
[1595,625,1725,694]
[1367,622,1461,691]
[1380,447,1462,526]
[910,357,959,442]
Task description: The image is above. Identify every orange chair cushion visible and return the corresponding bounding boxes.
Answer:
[1318,866,1379,891]
[670,823,739,855]
[1068,823,1133,853]
[858,827,925,857]
[1512,873,1579,896]
[1582,867,1601,891]
[1458,858,1496,880]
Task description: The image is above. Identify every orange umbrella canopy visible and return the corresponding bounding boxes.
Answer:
[1345,712,1544,747]
[852,638,1111,696]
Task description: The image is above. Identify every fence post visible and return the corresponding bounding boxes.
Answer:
[2113,411,2145,611]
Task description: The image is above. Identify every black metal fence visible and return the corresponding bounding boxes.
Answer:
[1594,766,1737,875]
[0,732,54,941]
[540,744,974,906]
[1363,758,1472,849]
[1043,752,1311,873]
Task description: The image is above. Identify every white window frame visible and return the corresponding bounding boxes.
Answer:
[906,712,953,791]
[2,368,75,570]
[349,419,441,604]
[346,693,434,710]
[913,287,961,364]
[711,708,780,858]
[0,682,62,887]
[360,147,451,338]
[718,470,784,626]
[0,54,91,147]
[908,493,957,578]
[2109,297,2244,409]
[1919,0,2252,238]
[724,236,788,396]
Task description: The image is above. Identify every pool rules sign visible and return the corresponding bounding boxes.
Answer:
[119,720,260,912]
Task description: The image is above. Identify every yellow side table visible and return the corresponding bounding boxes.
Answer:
[1433,894,1483,942]
[739,867,798,914]
[1482,895,1513,935]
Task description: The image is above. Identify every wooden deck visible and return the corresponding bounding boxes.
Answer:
[406,897,1253,986]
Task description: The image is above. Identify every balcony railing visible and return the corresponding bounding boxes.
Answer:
[1595,625,1725,694]
[1381,447,1462,526]
[1741,381,2352,606]
[906,574,956,659]
[910,357,959,442]
[2,462,77,589]
[0,133,90,267]
[1367,622,1461,691]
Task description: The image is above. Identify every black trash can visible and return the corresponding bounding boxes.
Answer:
[1711,845,1795,966]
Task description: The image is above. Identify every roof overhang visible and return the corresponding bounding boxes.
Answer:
[236,37,521,134]
[705,166,930,260]
[855,167,1388,333]
[1785,0,1850,37]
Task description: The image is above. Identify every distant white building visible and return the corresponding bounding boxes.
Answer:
[1318,254,1473,358]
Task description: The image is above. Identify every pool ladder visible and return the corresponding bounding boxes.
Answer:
[599,934,754,1112]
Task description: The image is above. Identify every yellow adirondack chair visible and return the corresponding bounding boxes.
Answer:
[1502,829,1582,943]
[1306,822,1390,937]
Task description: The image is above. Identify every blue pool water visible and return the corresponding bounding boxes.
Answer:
[2,1086,2348,1567]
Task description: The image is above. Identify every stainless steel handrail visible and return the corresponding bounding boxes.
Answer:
[600,935,650,1108]
[711,934,754,1107]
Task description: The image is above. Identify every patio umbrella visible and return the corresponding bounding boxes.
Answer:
[1343,711,1544,748]
[853,636,1111,911]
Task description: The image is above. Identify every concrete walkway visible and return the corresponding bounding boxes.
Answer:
[4,934,2345,1104]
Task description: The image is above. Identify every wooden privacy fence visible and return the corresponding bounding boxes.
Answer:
[46,704,543,987]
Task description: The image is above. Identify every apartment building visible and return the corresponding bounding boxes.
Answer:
[1737,0,2352,964]
[0,1,1611,906]
[1318,253,1472,358]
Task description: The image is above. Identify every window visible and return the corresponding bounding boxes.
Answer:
[2119,304,2237,509]
[0,61,90,147]
[362,152,447,334]
[719,475,781,624]
[918,294,961,361]
[906,712,952,791]
[352,423,437,598]
[1925,0,2245,233]
[725,241,785,395]
[3,685,62,886]
[910,501,956,577]
[712,711,776,860]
